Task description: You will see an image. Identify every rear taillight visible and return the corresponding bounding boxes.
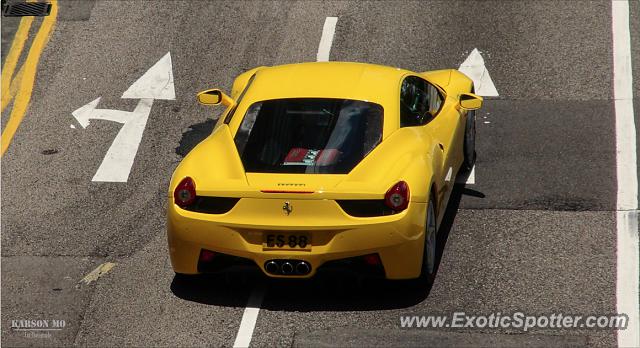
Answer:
[174,177,196,208]
[384,181,410,212]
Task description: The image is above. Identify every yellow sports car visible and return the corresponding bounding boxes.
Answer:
[167,62,482,283]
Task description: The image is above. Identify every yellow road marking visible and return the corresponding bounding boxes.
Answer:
[78,262,116,285]
[1,0,58,156]
[1,16,34,113]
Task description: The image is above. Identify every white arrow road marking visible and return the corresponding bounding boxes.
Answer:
[456,48,499,185]
[79,98,153,182]
[463,166,475,185]
[72,97,134,128]
[455,166,475,185]
[458,48,498,97]
[122,52,175,100]
[72,52,175,182]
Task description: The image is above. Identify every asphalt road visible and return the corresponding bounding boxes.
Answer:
[1,0,638,347]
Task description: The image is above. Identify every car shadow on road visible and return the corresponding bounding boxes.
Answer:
[175,118,216,157]
[170,178,483,312]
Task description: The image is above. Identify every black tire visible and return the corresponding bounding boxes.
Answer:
[463,85,477,171]
[418,194,438,286]
[174,272,197,282]
[463,108,476,171]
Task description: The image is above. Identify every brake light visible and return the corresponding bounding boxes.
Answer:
[260,190,314,194]
[174,177,196,208]
[384,181,409,212]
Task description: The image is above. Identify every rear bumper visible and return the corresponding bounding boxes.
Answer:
[167,198,427,279]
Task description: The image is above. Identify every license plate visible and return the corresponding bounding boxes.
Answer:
[263,232,311,251]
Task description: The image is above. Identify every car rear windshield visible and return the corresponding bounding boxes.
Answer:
[234,98,383,174]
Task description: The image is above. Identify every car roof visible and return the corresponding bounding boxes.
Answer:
[241,62,410,107]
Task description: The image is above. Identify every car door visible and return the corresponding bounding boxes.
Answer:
[425,82,464,205]
[399,75,456,207]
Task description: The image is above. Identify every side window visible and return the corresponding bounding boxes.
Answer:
[400,76,428,127]
[426,83,443,116]
[399,76,443,127]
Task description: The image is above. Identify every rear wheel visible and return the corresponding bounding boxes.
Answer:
[463,86,477,171]
[418,195,437,286]
[463,108,476,171]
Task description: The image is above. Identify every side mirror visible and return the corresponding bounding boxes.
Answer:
[459,93,483,110]
[197,89,235,107]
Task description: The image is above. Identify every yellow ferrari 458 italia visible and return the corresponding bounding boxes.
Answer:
[167,62,482,283]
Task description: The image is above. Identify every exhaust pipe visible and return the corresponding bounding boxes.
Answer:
[265,260,311,276]
[295,261,311,275]
[281,261,294,275]
[265,261,279,274]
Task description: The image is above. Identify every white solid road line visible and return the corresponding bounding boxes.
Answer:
[612,1,639,347]
[317,17,338,62]
[233,287,265,348]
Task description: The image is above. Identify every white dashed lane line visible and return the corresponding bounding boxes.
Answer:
[316,17,338,62]
[233,286,266,348]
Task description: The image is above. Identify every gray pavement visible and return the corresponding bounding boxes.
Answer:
[1,16,21,64]
[1,0,636,347]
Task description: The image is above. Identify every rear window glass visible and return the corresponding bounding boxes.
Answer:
[234,98,383,174]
